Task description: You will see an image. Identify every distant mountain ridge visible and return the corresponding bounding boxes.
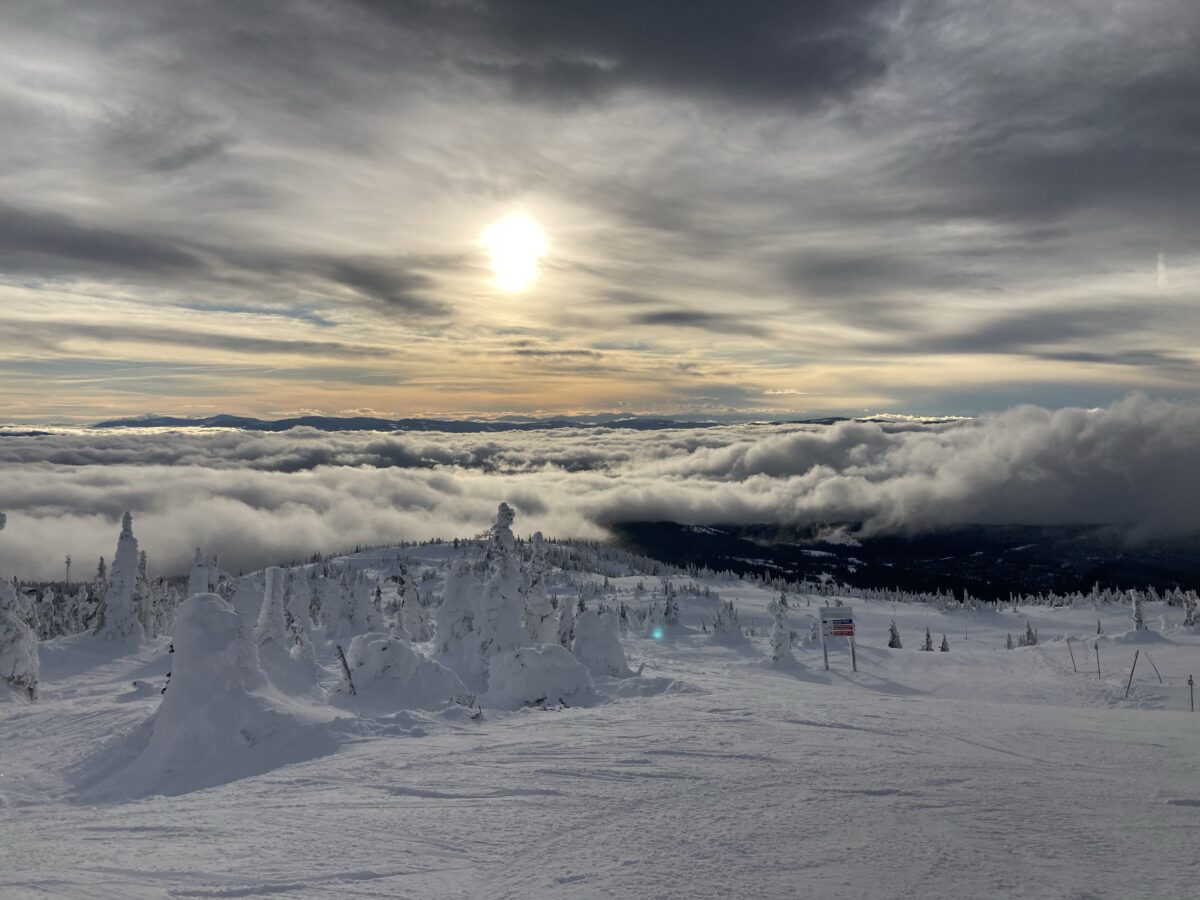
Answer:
[91,412,740,433]
[90,413,965,433]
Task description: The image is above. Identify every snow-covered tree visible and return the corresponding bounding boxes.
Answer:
[572,610,632,677]
[136,549,154,637]
[319,572,356,641]
[887,620,902,649]
[663,590,680,628]
[939,633,950,652]
[767,594,796,666]
[285,572,316,662]
[254,566,289,651]
[95,512,145,643]
[1,577,39,700]
[522,532,557,644]
[475,504,526,666]
[1006,633,1015,650]
[187,548,214,597]
[920,627,934,651]
[712,599,741,638]
[557,591,576,649]
[351,572,385,635]
[1131,591,1146,631]
[1183,591,1198,628]
[435,558,485,689]
[330,631,469,708]
[1023,621,1038,647]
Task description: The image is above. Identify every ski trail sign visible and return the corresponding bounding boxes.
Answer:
[819,607,858,672]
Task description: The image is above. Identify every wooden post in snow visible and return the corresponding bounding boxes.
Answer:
[1124,650,1140,699]
[1143,652,1164,685]
[1189,675,1195,712]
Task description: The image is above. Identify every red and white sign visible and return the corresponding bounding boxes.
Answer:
[820,607,855,637]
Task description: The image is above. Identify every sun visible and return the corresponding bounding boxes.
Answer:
[480,213,547,291]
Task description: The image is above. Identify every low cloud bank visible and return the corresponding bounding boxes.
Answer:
[2,395,1198,579]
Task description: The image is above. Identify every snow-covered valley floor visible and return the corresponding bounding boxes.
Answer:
[2,548,1198,899]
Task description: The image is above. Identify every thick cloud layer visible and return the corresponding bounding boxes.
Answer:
[2,395,1198,580]
[1,1,1197,421]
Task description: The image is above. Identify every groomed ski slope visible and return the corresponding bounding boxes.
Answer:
[2,543,1198,899]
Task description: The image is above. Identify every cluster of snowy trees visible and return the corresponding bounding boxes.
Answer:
[3,512,183,645]
[802,578,1200,613]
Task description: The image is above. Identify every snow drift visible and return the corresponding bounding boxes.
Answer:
[73,594,340,800]
[329,631,470,711]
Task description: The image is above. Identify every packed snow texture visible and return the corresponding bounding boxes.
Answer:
[2,528,1198,897]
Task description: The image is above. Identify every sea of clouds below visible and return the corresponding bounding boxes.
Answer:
[1,394,1199,580]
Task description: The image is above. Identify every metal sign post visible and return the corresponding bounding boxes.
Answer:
[819,607,857,672]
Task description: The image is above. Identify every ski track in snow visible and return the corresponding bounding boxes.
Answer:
[2,551,1199,899]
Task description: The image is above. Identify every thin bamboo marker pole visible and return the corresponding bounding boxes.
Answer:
[1125,649,1140,699]
[1143,652,1164,685]
[1095,643,1102,680]
[1066,637,1078,673]
[1189,675,1195,712]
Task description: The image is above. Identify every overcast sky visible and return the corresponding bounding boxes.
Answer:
[2,0,1197,422]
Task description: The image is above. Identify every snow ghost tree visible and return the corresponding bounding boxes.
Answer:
[920,627,934,651]
[663,589,680,628]
[939,633,950,652]
[557,591,576,650]
[888,620,902,649]
[1131,591,1146,632]
[711,600,742,641]
[351,572,385,636]
[475,503,525,666]
[137,549,154,637]
[1183,592,1198,629]
[0,576,39,701]
[96,512,145,643]
[1006,633,1015,650]
[573,610,632,677]
[522,532,557,645]
[187,548,216,597]
[435,558,485,689]
[330,632,469,709]
[767,594,795,666]
[255,567,290,653]
[284,573,316,662]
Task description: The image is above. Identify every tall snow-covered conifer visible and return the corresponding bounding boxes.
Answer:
[768,593,796,666]
[475,503,525,662]
[96,512,145,643]
[522,532,556,645]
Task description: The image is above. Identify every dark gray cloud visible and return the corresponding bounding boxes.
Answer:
[375,0,896,107]
[633,310,770,339]
[0,202,202,277]
[2,319,393,359]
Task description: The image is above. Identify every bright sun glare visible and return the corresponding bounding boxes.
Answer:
[481,213,547,291]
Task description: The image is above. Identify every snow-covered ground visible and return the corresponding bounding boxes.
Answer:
[2,543,1198,899]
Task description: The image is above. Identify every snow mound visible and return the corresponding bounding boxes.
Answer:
[73,594,340,801]
[329,632,470,712]
[572,610,633,678]
[1104,628,1170,645]
[483,645,596,710]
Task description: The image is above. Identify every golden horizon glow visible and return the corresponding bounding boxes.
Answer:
[480,213,547,291]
